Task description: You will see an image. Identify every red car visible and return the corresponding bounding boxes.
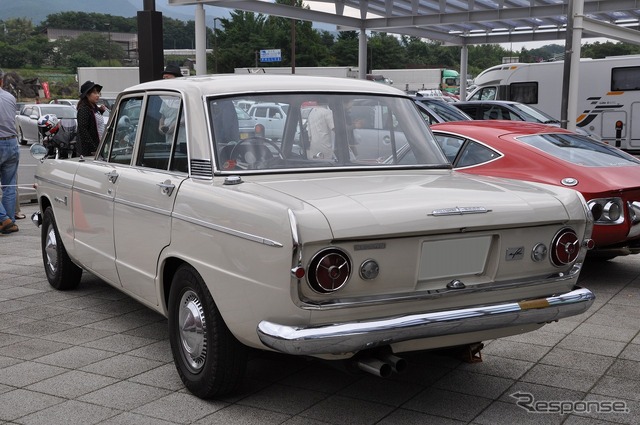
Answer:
[429,120,640,259]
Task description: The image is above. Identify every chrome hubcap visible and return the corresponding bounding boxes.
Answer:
[44,224,58,275]
[178,290,207,372]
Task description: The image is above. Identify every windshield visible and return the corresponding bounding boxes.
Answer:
[209,93,448,173]
[518,133,640,167]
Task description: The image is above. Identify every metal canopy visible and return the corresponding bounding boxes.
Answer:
[168,0,640,46]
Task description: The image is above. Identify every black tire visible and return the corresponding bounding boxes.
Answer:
[168,264,248,398]
[41,207,83,290]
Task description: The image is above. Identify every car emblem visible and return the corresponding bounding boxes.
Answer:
[506,247,524,261]
[429,206,491,216]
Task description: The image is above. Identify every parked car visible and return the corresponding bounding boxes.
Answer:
[430,120,640,259]
[50,99,79,107]
[452,100,599,139]
[411,96,472,124]
[235,106,258,139]
[452,100,560,122]
[247,102,288,140]
[31,74,595,399]
[15,104,77,145]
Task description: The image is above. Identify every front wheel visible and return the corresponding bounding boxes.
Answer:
[168,264,248,398]
[41,207,83,290]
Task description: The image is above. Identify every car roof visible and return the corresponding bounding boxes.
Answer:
[455,100,519,106]
[127,74,407,98]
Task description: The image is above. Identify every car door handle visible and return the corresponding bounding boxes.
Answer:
[105,170,119,183]
[157,180,175,197]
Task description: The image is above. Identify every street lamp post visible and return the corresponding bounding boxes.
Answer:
[213,17,221,74]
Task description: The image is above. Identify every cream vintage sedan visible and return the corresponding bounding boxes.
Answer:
[31,74,595,399]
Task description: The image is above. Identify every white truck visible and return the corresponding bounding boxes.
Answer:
[466,55,640,150]
[77,67,140,99]
[372,68,460,94]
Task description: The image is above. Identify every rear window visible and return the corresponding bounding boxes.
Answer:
[518,133,640,167]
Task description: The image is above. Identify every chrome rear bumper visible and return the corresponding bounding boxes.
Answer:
[257,287,594,355]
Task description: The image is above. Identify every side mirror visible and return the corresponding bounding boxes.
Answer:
[30,143,48,161]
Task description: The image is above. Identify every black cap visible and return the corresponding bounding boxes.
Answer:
[80,80,103,99]
[162,64,182,78]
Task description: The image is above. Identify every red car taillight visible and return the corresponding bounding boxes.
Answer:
[307,248,351,293]
[551,228,580,266]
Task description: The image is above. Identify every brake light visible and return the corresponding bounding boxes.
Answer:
[255,124,265,136]
[307,248,351,293]
[551,228,580,266]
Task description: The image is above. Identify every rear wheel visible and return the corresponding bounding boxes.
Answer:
[41,207,83,290]
[168,264,248,398]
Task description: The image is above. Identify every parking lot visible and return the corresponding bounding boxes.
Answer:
[0,200,639,425]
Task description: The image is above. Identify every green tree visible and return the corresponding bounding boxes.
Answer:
[368,32,406,69]
[0,42,29,68]
[467,44,512,76]
[67,52,96,73]
[581,41,640,58]
[0,18,34,45]
[331,31,358,67]
[39,12,136,33]
[58,32,124,63]
[213,11,269,72]
[21,35,50,68]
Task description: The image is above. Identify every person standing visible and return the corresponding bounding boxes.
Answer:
[0,69,19,234]
[306,102,334,160]
[76,80,106,157]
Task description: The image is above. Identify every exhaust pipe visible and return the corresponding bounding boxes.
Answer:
[377,353,407,374]
[356,357,392,378]
[355,353,407,378]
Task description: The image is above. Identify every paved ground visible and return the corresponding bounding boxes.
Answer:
[0,202,639,425]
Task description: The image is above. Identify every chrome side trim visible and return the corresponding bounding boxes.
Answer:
[171,212,283,247]
[71,185,114,202]
[34,175,73,190]
[257,287,595,355]
[116,197,172,217]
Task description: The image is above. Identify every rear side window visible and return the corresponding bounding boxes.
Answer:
[455,104,479,118]
[612,66,640,91]
[509,82,538,104]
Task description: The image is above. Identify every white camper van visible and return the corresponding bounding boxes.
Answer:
[467,55,640,150]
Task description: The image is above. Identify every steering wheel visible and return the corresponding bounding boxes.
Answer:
[227,137,283,169]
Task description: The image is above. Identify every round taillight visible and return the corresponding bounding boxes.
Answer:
[255,123,265,136]
[307,248,351,293]
[551,228,580,266]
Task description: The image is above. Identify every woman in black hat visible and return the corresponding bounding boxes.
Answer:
[76,80,107,157]
[162,64,182,79]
